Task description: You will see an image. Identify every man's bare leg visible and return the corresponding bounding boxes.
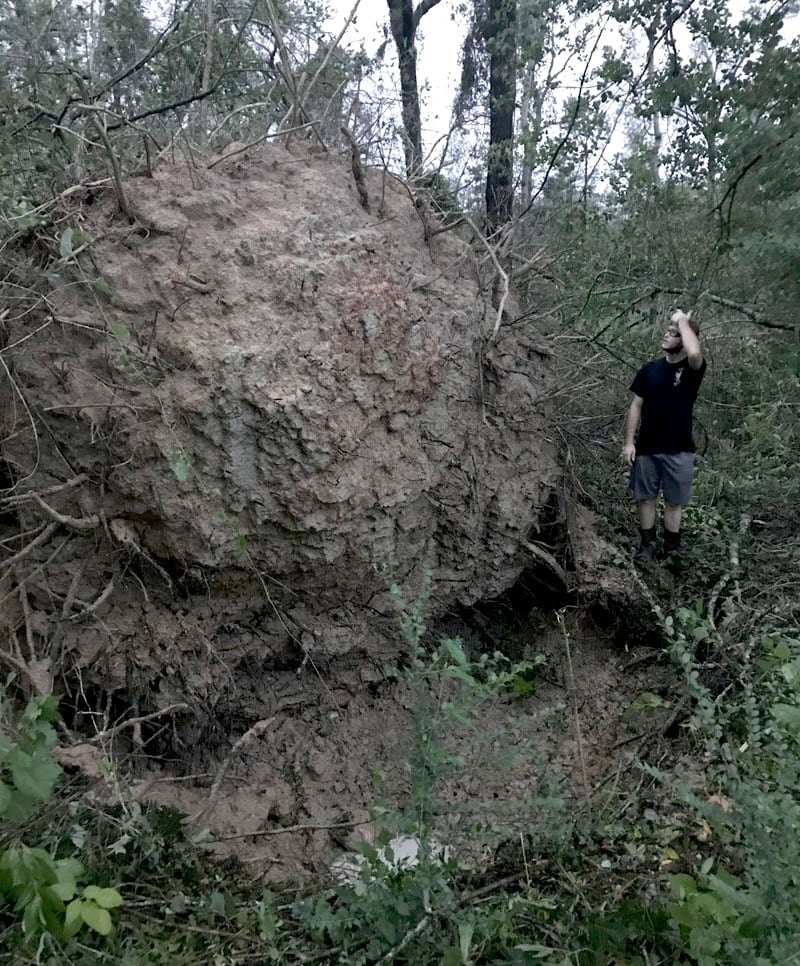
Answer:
[638,500,657,530]
[664,503,683,533]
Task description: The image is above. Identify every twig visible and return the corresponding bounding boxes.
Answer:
[462,215,509,339]
[88,703,189,743]
[67,577,115,621]
[341,125,369,211]
[244,547,340,710]
[719,514,751,632]
[0,523,58,571]
[185,717,274,824]
[31,495,100,530]
[0,351,41,488]
[206,819,371,843]
[297,0,363,116]
[520,540,567,588]
[1,474,88,507]
[377,915,430,964]
[206,121,316,169]
[557,609,589,794]
[15,566,37,663]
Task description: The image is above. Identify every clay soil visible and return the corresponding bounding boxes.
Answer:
[118,615,673,884]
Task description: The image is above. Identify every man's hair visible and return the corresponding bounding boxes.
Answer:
[671,309,699,336]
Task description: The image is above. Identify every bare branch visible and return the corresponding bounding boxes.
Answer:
[413,0,444,28]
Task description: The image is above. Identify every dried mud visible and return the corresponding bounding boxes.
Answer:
[116,617,669,884]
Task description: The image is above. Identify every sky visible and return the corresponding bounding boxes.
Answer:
[325,0,800,180]
[326,0,467,163]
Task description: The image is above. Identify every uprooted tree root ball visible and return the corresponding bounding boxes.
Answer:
[0,145,658,877]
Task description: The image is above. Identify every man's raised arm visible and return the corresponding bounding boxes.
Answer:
[675,311,703,369]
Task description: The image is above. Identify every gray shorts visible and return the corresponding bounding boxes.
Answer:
[630,452,695,506]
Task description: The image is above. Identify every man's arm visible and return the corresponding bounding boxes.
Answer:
[622,394,643,466]
[676,311,703,369]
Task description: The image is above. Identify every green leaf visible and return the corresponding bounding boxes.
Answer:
[22,894,44,935]
[168,452,191,482]
[80,900,113,935]
[771,702,800,736]
[458,920,474,961]
[54,857,84,883]
[109,323,131,344]
[64,898,84,938]
[669,873,698,899]
[59,227,74,260]
[9,745,61,803]
[209,890,227,917]
[441,638,467,666]
[624,691,668,719]
[82,885,123,909]
[91,277,112,296]
[49,880,77,902]
[441,666,477,687]
[0,780,11,817]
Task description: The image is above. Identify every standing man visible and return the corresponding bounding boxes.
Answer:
[622,310,706,564]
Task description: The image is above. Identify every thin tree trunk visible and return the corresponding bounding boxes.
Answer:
[485,0,517,235]
[387,0,423,175]
[518,59,533,211]
[199,0,215,135]
[646,25,661,186]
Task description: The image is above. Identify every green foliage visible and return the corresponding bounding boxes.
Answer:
[0,691,123,945]
[415,170,461,218]
[0,692,61,823]
[0,844,122,941]
[168,451,192,483]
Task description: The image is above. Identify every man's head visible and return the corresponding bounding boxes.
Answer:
[661,310,698,354]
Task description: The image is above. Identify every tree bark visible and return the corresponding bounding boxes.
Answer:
[387,0,423,175]
[485,0,517,235]
[646,24,661,187]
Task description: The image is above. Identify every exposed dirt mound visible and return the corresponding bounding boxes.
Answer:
[1,143,567,712]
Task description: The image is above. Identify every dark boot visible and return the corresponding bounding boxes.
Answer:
[663,528,682,570]
[634,526,658,563]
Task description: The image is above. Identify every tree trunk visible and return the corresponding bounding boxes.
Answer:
[646,24,661,187]
[485,0,517,235]
[387,0,423,175]
[199,0,215,135]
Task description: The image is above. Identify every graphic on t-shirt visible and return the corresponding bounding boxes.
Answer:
[673,369,683,386]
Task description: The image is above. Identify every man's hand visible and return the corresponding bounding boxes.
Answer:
[673,309,703,369]
[622,443,636,467]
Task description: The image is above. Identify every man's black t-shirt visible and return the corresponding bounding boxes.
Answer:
[630,357,707,454]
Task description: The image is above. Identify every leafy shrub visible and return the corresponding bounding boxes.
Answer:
[0,688,123,944]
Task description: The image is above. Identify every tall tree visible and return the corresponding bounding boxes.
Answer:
[484,0,517,233]
[386,0,443,176]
